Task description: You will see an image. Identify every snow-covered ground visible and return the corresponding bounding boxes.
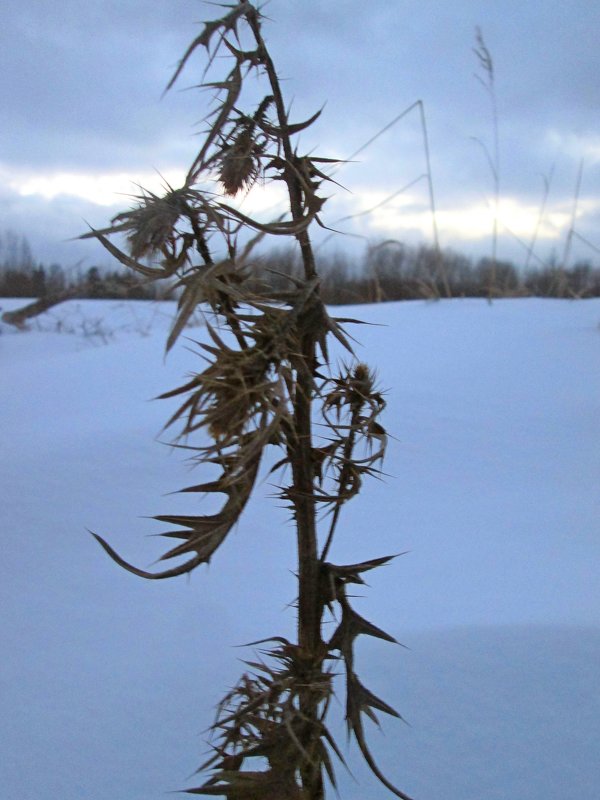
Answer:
[1,297,599,799]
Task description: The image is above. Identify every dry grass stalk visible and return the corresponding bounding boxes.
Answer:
[83,4,411,799]
[473,27,500,298]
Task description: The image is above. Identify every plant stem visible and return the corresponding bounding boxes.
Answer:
[246,5,323,795]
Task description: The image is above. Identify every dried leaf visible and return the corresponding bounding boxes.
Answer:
[83,230,166,278]
[165,3,248,93]
[324,554,399,583]
[330,605,397,653]
[90,453,260,579]
[258,106,324,137]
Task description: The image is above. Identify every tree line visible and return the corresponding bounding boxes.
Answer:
[2,230,599,304]
[253,242,600,303]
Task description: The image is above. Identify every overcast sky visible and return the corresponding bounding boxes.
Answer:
[2,0,600,268]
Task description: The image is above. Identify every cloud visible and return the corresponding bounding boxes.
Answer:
[0,181,120,265]
[2,0,599,266]
[5,167,187,207]
[544,130,600,166]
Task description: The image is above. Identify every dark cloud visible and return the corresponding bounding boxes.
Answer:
[2,0,599,264]
[0,0,203,170]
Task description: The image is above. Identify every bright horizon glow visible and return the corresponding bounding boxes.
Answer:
[4,166,600,250]
[7,168,187,207]
[368,197,571,241]
[336,190,600,245]
[545,130,600,165]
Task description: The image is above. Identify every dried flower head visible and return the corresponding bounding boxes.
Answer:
[217,97,273,196]
[113,188,190,260]
[351,362,376,397]
[219,124,263,196]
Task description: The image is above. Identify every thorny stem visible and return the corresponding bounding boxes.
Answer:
[245,0,320,646]
[245,4,323,795]
[84,5,409,798]
[243,3,317,279]
[189,216,249,351]
[319,406,361,563]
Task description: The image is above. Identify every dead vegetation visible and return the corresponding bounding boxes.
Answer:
[84,3,412,799]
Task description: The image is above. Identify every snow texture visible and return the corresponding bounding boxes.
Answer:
[1,297,599,799]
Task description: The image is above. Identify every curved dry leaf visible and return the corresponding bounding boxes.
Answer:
[330,605,397,655]
[82,230,166,278]
[90,453,261,579]
[165,3,248,93]
[257,106,324,137]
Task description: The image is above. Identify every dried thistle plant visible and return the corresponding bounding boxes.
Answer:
[83,4,412,799]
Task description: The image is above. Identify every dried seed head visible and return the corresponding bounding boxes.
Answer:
[351,363,375,396]
[219,127,261,196]
[116,189,189,260]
